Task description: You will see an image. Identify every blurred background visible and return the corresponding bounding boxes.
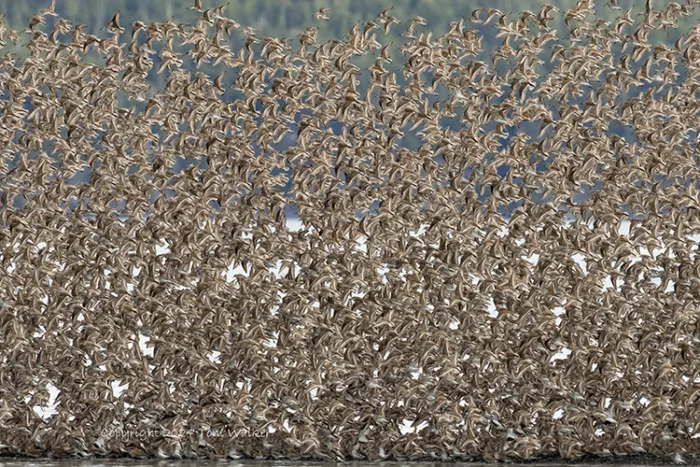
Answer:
[2,0,697,90]
[0,0,612,42]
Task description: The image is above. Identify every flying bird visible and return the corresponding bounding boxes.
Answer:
[41,0,58,16]
[104,11,125,33]
[315,8,331,21]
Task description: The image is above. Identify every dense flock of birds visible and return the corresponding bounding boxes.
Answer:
[1,0,700,462]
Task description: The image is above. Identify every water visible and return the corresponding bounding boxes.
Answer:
[0,460,695,467]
